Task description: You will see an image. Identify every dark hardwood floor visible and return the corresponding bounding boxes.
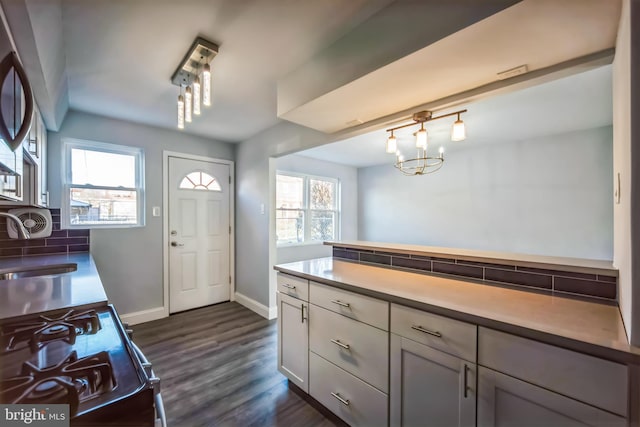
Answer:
[132,302,335,427]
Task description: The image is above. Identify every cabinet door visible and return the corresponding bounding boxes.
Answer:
[390,334,475,427]
[277,292,308,392]
[477,367,626,427]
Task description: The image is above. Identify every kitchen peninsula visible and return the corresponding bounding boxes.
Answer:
[275,241,640,427]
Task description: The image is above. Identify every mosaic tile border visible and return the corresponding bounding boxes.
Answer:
[333,247,617,301]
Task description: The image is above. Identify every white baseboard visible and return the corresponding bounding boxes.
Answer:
[119,306,167,326]
[235,292,277,319]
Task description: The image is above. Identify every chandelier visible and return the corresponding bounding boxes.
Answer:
[171,37,219,129]
[385,109,467,175]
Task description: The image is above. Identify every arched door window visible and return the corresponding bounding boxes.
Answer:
[179,171,222,191]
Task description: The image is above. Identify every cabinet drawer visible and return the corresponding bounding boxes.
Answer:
[277,273,309,301]
[478,327,628,417]
[310,352,388,427]
[309,281,389,330]
[309,304,388,393]
[391,303,477,362]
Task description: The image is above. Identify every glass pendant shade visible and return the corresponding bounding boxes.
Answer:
[451,118,466,141]
[416,128,427,149]
[185,86,193,123]
[203,63,211,106]
[386,135,397,153]
[177,94,185,129]
[193,77,201,115]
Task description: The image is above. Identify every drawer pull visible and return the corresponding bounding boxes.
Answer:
[463,364,469,398]
[301,304,307,323]
[282,283,296,290]
[331,392,350,406]
[411,325,442,338]
[330,339,350,350]
[330,299,351,308]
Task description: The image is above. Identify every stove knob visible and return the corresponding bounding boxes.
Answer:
[149,376,161,393]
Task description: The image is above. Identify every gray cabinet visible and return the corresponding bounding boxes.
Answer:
[277,285,309,392]
[390,334,476,427]
[477,367,626,427]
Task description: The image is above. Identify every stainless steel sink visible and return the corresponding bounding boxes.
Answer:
[0,263,78,280]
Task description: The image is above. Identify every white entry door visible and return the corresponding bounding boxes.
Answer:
[168,156,231,313]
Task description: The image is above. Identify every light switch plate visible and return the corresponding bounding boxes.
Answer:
[152,206,161,217]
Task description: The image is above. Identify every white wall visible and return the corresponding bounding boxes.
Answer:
[275,154,358,264]
[47,110,234,317]
[613,0,639,345]
[358,127,613,260]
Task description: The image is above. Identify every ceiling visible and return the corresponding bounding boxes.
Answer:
[297,64,613,168]
[1,0,621,144]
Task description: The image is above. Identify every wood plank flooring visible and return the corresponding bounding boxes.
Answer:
[132,302,335,427]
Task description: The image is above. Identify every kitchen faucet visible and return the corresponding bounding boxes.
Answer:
[0,212,30,239]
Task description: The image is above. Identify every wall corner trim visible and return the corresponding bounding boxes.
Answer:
[235,292,277,319]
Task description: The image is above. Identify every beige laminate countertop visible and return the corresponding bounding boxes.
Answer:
[275,257,640,363]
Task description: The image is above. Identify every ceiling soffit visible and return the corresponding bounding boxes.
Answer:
[277,0,621,135]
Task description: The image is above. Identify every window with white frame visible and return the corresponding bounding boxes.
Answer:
[62,139,145,228]
[276,172,339,245]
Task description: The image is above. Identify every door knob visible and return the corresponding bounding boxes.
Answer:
[171,242,184,247]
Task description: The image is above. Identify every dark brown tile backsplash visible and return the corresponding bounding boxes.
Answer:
[0,208,90,258]
[332,246,618,301]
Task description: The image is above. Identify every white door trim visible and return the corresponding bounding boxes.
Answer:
[162,151,235,319]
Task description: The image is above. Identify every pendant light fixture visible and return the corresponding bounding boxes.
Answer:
[193,76,201,116]
[177,92,185,130]
[451,112,466,141]
[202,63,211,107]
[385,109,467,175]
[170,37,219,129]
[185,86,193,123]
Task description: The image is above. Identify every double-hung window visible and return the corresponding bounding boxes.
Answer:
[276,172,339,245]
[62,138,145,228]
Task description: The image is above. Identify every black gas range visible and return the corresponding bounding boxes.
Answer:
[0,305,165,426]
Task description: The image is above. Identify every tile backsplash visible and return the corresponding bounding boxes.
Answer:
[333,246,617,301]
[0,208,90,258]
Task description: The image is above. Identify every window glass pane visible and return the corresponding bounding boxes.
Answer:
[276,209,304,244]
[309,179,335,210]
[310,211,335,241]
[71,148,136,187]
[276,174,303,209]
[70,188,137,225]
[179,171,221,191]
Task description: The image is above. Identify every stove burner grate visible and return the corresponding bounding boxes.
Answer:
[0,350,116,417]
[0,309,101,353]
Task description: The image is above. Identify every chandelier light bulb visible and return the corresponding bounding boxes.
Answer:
[451,114,466,141]
[177,94,185,129]
[203,63,211,106]
[416,126,427,149]
[193,76,201,115]
[386,133,397,153]
[185,86,193,123]
[439,146,445,159]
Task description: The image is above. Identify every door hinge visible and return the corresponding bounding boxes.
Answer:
[229,226,231,234]
[229,275,232,284]
[229,175,231,184]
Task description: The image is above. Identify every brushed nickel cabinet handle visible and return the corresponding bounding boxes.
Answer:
[282,283,296,290]
[331,392,350,406]
[301,304,306,323]
[330,339,350,350]
[411,325,442,338]
[330,299,350,308]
